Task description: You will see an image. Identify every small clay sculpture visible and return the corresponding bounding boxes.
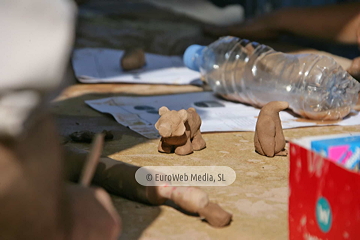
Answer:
[198,202,232,227]
[155,106,206,155]
[254,101,289,157]
[65,146,232,228]
[120,48,146,71]
[157,186,232,228]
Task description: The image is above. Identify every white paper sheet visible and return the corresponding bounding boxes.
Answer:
[85,92,360,139]
[72,48,202,85]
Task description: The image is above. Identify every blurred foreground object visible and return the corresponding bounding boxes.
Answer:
[0,0,76,138]
[0,0,75,92]
[0,0,121,239]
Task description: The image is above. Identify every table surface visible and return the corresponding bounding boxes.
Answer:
[52,81,360,240]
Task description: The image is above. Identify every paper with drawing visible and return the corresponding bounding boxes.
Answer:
[72,48,201,85]
[85,92,360,139]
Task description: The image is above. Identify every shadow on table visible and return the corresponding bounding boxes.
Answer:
[114,196,161,240]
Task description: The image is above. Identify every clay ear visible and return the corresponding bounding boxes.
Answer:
[178,109,188,122]
[159,106,170,116]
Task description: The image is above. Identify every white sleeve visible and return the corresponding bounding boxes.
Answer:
[0,0,76,91]
[0,0,76,137]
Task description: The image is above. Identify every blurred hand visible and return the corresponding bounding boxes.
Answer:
[347,56,360,81]
[203,14,280,40]
[67,185,122,240]
[0,113,121,240]
[356,20,360,47]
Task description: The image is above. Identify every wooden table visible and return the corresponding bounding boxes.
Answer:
[53,83,360,240]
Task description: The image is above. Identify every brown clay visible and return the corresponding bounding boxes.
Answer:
[63,146,231,227]
[157,186,232,227]
[254,101,289,157]
[120,48,146,71]
[157,186,209,212]
[155,106,206,155]
[198,202,232,228]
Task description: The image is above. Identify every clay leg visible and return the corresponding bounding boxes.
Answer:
[191,130,206,151]
[174,138,193,155]
[158,139,173,153]
[275,149,288,156]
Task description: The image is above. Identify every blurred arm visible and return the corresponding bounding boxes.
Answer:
[273,3,360,44]
[205,2,360,45]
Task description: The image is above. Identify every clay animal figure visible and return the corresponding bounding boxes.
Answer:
[155,106,206,155]
[254,101,289,157]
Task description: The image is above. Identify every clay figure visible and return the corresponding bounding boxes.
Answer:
[254,101,289,157]
[65,146,232,228]
[120,48,146,71]
[157,186,232,228]
[155,106,206,155]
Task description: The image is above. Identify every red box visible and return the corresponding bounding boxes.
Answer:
[289,141,360,239]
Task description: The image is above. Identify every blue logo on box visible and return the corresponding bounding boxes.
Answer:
[316,197,332,233]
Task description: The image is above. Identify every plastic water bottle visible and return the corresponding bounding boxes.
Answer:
[183,36,360,120]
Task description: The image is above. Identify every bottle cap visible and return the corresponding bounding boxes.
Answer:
[183,44,205,72]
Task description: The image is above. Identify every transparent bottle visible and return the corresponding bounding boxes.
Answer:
[183,36,360,120]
